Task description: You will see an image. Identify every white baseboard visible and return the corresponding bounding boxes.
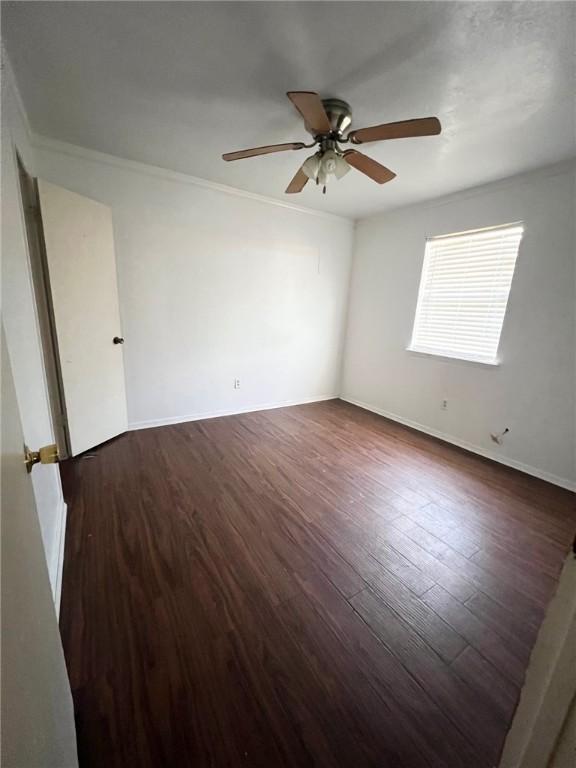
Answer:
[128,394,339,432]
[340,396,576,492]
[50,497,67,618]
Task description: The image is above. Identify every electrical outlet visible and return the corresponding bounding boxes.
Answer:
[441,399,448,410]
[233,378,240,389]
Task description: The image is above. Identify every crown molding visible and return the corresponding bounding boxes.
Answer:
[31,133,352,224]
[5,37,348,224]
[360,158,576,223]
[1,44,34,142]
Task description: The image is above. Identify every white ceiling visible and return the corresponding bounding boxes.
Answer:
[3,1,575,218]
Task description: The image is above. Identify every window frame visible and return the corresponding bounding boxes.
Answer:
[407,222,524,366]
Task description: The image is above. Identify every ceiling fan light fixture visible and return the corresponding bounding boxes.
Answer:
[302,153,321,181]
[324,150,350,180]
[304,149,350,187]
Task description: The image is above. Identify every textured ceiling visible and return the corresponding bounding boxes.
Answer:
[3,1,575,218]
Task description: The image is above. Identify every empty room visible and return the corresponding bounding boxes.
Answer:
[2,2,575,767]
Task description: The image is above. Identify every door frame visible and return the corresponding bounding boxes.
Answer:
[17,153,71,459]
[499,550,576,767]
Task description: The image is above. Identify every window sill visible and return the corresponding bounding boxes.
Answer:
[406,347,501,368]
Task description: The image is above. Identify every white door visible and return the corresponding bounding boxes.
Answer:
[1,328,78,767]
[37,180,128,455]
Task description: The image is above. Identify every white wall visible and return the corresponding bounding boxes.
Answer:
[1,52,66,604]
[342,164,576,489]
[34,138,354,428]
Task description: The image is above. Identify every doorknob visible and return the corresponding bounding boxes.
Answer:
[24,443,60,473]
[113,336,124,344]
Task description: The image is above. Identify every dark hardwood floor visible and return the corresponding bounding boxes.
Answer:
[60,399,575,768]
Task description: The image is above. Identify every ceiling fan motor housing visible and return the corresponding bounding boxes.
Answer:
[309,98,352,138]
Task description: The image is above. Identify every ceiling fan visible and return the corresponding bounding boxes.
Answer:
[222,91,441,195]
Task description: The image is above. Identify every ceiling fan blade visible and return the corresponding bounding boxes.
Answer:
[287,91,331,135]
[343,150,396,184]
[222,142,305,161]
[285,165,309,194]
[348,117,441,145]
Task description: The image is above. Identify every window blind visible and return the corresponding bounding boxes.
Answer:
[409,223,523,364]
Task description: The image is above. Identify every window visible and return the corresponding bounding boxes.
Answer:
[409,223,523,365]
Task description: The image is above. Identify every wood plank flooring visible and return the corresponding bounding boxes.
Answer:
[59,399,575,768]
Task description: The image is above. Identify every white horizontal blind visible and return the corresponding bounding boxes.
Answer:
[409,224,523,364]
